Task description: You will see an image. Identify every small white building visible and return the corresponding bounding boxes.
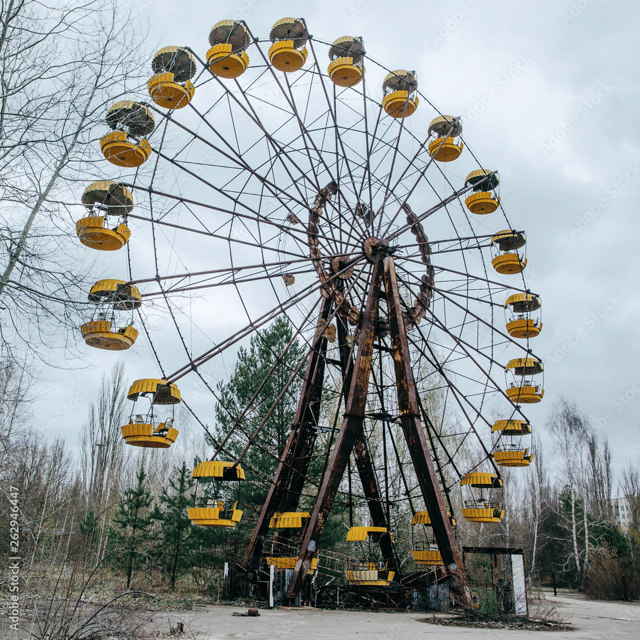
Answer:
[612,497,632,530]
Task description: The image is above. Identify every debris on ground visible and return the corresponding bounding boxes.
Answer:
[418,613,574,631]
[232,608,260,617]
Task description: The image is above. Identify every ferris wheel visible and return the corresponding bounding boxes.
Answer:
[76,18,544,605]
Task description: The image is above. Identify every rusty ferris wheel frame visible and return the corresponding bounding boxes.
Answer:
[103,21,541,607]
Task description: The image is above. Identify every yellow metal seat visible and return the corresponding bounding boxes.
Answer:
[411,549,443,566]
[187,504,243,527]
[461,505,505,523]
[328,57,363,86]
[506,318,542,339]
[428,136,463,162]
[492,253,527,274]
[493,449,534,467]
[382,90,419,118]
[265,557,319,573]
[506,384,544,403]
[465,191,500,214]
[81,321,138,351]
[148,73,194,109]
[207,44,249,78]
[76,216,130,251]
[100,131,152,167]
[121,421,179,448]
[269,40,307,71]
[345,568,395,586]
[269,512,310,528]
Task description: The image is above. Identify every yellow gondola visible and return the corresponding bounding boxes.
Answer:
[460,473,504,523]
[505,357,544,403]
[491,230,527,274]
[121,379,181,447]
[344,526,395,586]
[464,169,500,214]
[188,460,245,527]
[81,279,142,351]
[328,36,365,87]
[382,70,418,118]
[207,20,250,79]
[100,102,154,167]
[77,181,133,251]
[491,420,534,467]
[268,18,308,72]
[427,116,463,162]
[410,511,455,567]
[505,293,542,339]
[148,46,196,109]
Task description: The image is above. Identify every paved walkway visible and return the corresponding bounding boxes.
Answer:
[152,595,640,640]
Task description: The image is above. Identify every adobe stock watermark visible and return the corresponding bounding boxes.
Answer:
[568,162,640,239]
[8,485,21,633]
[562,0,598,25]
[546,293,620,367]
[45,382,92,435]
[232,0,258,22]
[430,0,483,45]
[540,81,613,155]
[466,55,533,122]
[347,0,378,19]
[593,376,640,428]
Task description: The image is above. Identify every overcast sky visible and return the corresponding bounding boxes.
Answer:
[35,0,640,485]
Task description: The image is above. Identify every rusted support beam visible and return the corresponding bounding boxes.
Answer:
[383,256,472,609]
[336,313,401,576]
[242,295,332,569]
[285,256,385,599]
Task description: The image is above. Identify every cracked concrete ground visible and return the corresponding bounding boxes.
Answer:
[150,594,640,640]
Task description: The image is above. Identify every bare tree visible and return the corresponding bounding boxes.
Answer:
[0,0,151,363]
[80,360,128,513]
[547,397,591,581]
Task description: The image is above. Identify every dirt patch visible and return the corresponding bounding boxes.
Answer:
[418,612,574,631]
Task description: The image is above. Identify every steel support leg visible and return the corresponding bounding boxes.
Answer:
[285,257,385,599]
[383,256,472,608]
[242,296,332,569]
[336,314,400,575]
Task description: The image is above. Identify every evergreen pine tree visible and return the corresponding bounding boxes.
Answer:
[109,465,153,589]
[214,317,305,519]
[151,462,196,590]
